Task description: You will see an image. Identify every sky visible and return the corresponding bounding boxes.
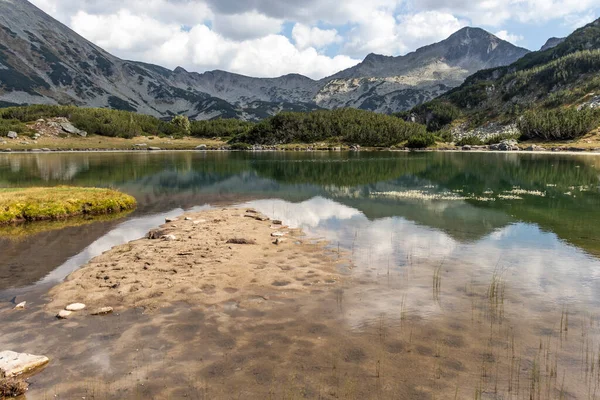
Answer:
[29,0,600,80]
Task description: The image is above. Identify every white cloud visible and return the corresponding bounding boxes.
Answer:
[495,30,525,44]
[292,24,342,50]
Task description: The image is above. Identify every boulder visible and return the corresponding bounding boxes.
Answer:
[462,145,472,151]
[65,303,86,311]
[0,351,49,377]
[78,131,88,138]
[59,122,81,135]
[195,144,206,151]
[148,147,161,151]
[13,302,26,310]
[6,131,17,139]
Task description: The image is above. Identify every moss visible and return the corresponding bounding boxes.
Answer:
[0,186,137,225]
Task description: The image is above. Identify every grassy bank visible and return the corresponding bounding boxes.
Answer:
[0,187,136,225]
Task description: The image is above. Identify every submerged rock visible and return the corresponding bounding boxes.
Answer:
[91,307,113,316]
[0,351,49,377]
[56,310,72,319]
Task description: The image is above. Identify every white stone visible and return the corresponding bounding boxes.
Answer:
[271,232,287,237]
[56,310,72,319]
[162,235,177,241]
[0,351,49,377]
[65,303,86,311]
[165,217,176,223]
[184,217,192,221]
[13,301,26,310]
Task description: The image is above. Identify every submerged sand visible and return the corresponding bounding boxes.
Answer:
[46,208,344,313]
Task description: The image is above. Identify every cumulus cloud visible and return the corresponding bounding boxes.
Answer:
[292,24,342,50]
[495,30,525,44]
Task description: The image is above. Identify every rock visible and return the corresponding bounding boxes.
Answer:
[195,144,207,150]
[41,148,51,152]
[13,302,26,310]
[462,145,472,151]
[60,122,81,135]
[226,238,257,245]
[0,351,49,377]
[65,303,86,311]
[272,220,283,225]
[91,307,113,316]
[165,217,177,223]
[193,220,206,225]
[134,143,147,147]
[271,232,287,237]
[147,229,166,239]
[6,131,17,139]
[184,217,192,221]
[274,238,287,245]
[56,310,72,319]
[162,235,177,241]
[245,214,269,222]
[148,147,161,151]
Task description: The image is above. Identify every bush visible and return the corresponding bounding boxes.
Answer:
[235,108,427,147]
[517,107,600,140]
[171,115,190,134]
[406,132,436,148]
[190,119,254,138]
[411,101,462,132]
[456,136,484,146]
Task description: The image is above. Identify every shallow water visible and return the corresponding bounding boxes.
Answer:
[2,151,600,398]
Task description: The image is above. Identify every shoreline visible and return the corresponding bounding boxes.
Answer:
[2,146,600,155]
[45,207,346,314]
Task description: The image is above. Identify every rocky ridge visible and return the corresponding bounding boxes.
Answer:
[0,0,530,119]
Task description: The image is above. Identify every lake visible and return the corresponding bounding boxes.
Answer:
[2,151,600,399]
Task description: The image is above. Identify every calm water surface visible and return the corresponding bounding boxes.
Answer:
[2,151,600,398]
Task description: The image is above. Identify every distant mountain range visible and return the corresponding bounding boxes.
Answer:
[0,0,532,120]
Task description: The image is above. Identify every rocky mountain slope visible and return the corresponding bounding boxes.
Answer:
[540,37,566,51]
[0,0,530,120]
[410,19,600,136]
[315,28,530,113]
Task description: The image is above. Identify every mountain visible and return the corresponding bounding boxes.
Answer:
[540,37,566,51]
[0,0,530,120]
[315,27,530,113]
[411,19,600,133]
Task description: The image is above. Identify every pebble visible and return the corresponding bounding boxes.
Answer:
[56,310,72,319]
[91,307,113,316]
[162,235,177,241]
[65,303,86,311]
[274,238,287,245]
[165,217,176,223]
[184,217,192,221]
[13,301,26,310]
[271,232,287,237]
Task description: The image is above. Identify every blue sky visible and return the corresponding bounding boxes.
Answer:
[29,0,600,79]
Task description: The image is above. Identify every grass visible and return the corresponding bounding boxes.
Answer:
[0,377,28,397]
[0,135,226,151]
[0,186,137,225]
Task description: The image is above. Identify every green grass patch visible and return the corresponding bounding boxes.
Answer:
[0,186,137,225]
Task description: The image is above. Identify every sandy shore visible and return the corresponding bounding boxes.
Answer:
[46,208,344,314]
